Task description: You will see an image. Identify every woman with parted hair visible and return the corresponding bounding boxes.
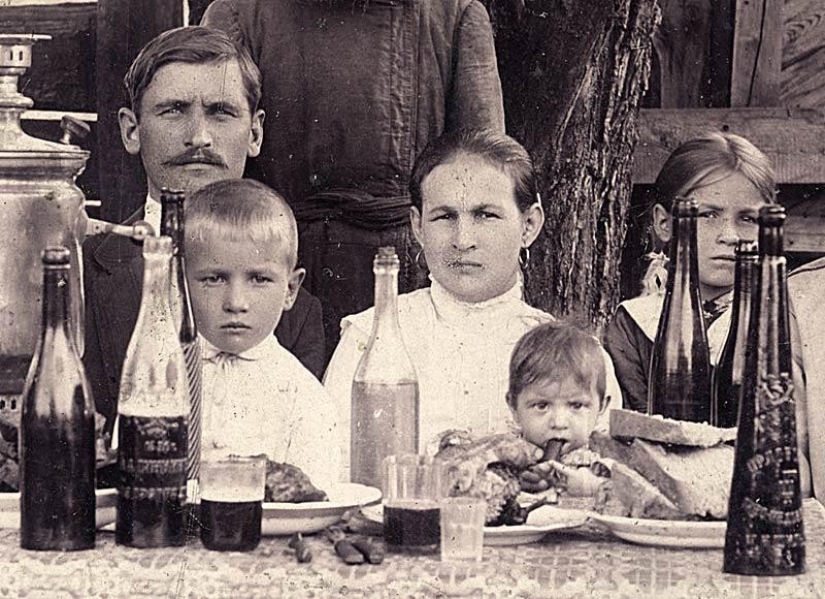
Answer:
[324,129,622,479]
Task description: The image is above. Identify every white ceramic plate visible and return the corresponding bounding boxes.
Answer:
[0,488,118,530]
[261,482,382,536]
[360,503,588,546]
[589,512,726,548]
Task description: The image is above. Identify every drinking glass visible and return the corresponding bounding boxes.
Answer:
[440,497,486,562]
[382,454,442,554]
[199,455,267,552]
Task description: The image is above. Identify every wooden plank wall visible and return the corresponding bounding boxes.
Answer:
[782,0,825,109]
[622,0,825,296]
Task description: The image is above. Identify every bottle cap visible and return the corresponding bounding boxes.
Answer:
[374,246,400,269]
[672,196,698,215]
[160,187,185,204]
[758,204,786,225]
[41,246,70,266]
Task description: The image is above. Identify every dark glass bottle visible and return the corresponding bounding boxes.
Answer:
[351,247,419,489]
[160,189,201,484]
[20,247,96,551]
[723,205,805,576]
[116,236,189,548]
[648,196,712,422]
[711,240,759,428]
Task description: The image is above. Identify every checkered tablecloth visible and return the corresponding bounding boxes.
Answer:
[1,499,822,598]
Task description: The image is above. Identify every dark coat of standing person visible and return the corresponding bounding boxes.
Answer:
[201,0,506,361]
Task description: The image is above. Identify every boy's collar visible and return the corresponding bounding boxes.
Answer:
[200,335,276,363]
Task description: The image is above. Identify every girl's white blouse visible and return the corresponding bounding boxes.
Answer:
[324,279,622,481]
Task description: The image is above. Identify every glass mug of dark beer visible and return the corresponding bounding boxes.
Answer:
[382,454,443,555]
[199,455,267,552]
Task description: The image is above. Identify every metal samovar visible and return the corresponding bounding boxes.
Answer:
[0,34,89,399]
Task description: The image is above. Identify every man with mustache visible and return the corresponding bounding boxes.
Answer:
[202,0,505,362]
[83,26,327,438]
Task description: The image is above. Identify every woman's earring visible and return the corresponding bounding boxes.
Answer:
[415,249,427,270]
[518,246,530,268]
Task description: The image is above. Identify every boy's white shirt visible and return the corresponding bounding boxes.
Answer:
[112,333,341,492]
[199,334,341,492]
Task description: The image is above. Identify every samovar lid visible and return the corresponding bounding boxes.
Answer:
[0,33,88,161]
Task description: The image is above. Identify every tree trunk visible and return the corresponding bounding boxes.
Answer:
[488,0,660,333]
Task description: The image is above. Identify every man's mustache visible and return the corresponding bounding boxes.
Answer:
[165,148,226,167]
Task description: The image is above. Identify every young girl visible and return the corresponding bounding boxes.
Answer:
[605,132,778,412]
[604,132,810,494]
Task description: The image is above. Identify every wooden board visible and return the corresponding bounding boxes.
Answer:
[731,0,783,106]
[782,0,825,109]
[633,107,825,184]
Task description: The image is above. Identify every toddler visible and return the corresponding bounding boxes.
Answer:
[506,321,608,496]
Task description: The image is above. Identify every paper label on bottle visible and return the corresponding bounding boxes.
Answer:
[118,415,188,499]
[726,372,805,573]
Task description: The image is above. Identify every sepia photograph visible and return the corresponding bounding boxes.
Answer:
[0,0,822,596]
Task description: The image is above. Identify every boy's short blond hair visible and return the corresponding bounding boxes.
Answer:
[186,179,298,268]
[507,321,607,410]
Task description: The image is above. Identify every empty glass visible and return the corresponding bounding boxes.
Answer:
[440,497,486,562]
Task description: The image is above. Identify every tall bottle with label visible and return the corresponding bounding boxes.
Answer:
[724,205,804,575]
[20,247,96,551]
[711,240,758,428]
[116,235,189,548]
[160,189,201,485]
[351,247,419,489]
[648,196,712,422]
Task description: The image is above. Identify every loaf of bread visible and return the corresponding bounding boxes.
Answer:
[588,412,735,520]
[609,409,737,447]
[594,458,685,519]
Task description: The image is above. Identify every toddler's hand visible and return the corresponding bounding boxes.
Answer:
[519,467,552,493]
[546,461,606,496]
[520,461,606,497]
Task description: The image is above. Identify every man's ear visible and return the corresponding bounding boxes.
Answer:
[652,203,671,244]
[283,266,306,311]
[410,206,424,246]
[521,202,545,248]
[118,107,141,156]
[247,109,265,158]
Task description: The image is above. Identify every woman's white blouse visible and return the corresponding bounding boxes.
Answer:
[324,279,622,481]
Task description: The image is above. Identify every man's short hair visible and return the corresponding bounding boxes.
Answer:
[186,179,298,268]
[507,321,607,410]
[124,26,262,118]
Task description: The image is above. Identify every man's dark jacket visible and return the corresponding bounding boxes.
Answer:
[82,210,325,436]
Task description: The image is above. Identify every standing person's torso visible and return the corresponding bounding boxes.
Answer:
[202,0,504,212]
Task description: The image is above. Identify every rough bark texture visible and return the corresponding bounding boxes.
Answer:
[487,0,660,333]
